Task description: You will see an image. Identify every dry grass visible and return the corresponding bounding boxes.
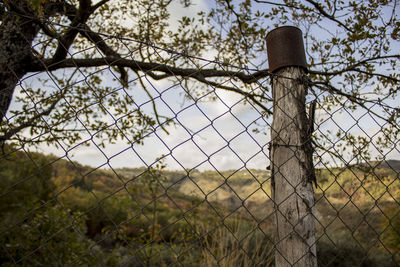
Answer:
[198,220,274,267]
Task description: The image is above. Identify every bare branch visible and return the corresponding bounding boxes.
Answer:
[310,81,399,127]
[309,54,400,82]
[254,0,301,9]
[191,74,272,115]
[303,0,354,33]
[136,72,170,134]
[34,57,270,84]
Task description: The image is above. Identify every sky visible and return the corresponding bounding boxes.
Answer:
[22,67,272,172]
[7,0,400,172]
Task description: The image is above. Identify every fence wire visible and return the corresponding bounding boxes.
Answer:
[0,10,399,267]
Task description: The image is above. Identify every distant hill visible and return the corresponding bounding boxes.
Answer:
[356,159,400,171]
[115,167,272,206]
[371,160,400,170]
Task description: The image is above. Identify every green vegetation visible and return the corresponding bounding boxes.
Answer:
[1,149,399,266]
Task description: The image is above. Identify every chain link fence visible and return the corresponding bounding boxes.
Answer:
[0,11,399,267]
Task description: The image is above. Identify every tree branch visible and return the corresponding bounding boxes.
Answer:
[303,0,354,33]
[222,0,250,54]
[135,72,170,134]
[310,81,399,127]
[309,54,400,82]
[255,0,353,32]
[190,74,273,115]
[51,0,94,62]
[90,0,110,13]
[34,56,270,84]
[0,93,63,143]
[254,0,301,9]
[77,23,129,86]
[33,54,273,115]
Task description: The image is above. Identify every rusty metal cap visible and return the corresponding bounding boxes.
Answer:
[266,26,307,73]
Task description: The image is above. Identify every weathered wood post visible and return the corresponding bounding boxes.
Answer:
[266,26,317,267]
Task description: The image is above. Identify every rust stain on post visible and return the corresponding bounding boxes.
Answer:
[266,26,308,73]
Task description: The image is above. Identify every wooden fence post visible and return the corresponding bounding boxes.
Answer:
[266,26,317,267]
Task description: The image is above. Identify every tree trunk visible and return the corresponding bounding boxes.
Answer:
[0,0,40,122]
[270,66,317,267]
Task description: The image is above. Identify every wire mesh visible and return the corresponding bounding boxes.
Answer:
[0,8,399,267]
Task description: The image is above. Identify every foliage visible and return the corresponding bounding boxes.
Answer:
[0,148,122,266]
[1,149,399,265]
[0,147,54,215]
[381,205,400,257]
[1,207,100,266]
[315,166,399,203]
[317,238,396,267]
